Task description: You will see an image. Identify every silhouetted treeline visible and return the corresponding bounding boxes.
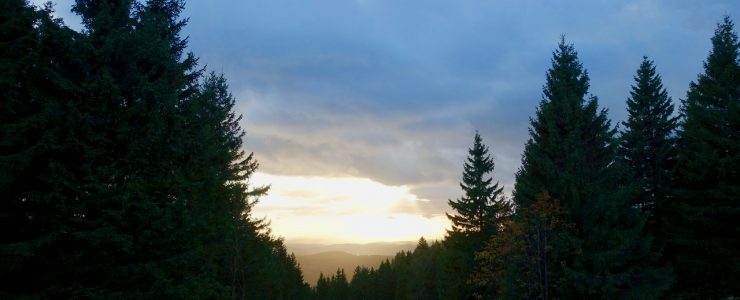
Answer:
[310,238,447,300]
[317,16,739,299]
[0,0,309,298]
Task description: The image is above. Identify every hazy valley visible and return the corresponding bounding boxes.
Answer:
[288,242,415,285]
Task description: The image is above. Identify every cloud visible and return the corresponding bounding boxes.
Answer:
[251,172,450,242]
[38,0,740,242]
[259,213,450,244]
[178,0,737,218]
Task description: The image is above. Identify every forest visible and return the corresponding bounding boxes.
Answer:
[1,0,738,299]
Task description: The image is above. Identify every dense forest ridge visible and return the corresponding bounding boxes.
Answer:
[1,1,738,299]
[296,251,392,287]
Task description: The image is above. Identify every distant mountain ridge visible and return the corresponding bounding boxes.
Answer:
[288,241,417,285]
[287,241,416,256]
[296,251,392,286]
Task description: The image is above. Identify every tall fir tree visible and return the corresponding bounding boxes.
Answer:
[315,273,330,299]
[512,38,671,298]
[619,57,678,244]
[349,266,373,300]
[66,0,221,296]
[199,73,309,298]
[328,269,349,300]
[444,131,511,298]
[447,131,511,242]
[668,16,740,298]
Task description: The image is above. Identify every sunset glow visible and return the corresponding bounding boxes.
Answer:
[251,172,450,243]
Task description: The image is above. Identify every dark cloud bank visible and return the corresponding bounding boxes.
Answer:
[41,0,740,216]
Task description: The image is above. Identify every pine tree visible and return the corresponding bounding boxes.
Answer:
[512,38,671,298]
[668,16,740,298]
[62,0,219,296]
[375,259,396,299]
[619,58,678,273]
[406,237,440,300]
[444,131,511,298]
[315,273,330,299]
[446,131,510,242]
[328,269,349,300]
[349,266,375,300]
[620,57,678,219]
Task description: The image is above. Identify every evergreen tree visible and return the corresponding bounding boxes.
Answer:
[391,251,412,299]
[620,57,678,216]
[668,16,740,298]
[61,0,224,296]
[444,131,511,298]
[328,269,349,300]
[512,38,671,298]
[406,237,440,300]
[374,259,396,299]
[349,266,374,300]
[315,273,330,300]
[447,131,510,241]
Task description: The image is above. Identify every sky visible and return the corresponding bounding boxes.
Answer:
[39,0,739,244]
